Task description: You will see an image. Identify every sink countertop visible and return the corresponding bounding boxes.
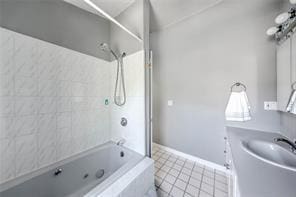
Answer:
[227,127,296,197]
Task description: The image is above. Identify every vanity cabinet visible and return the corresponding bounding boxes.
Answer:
[276,34,296,112]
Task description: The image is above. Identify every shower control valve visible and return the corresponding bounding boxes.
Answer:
[121,117,128,127]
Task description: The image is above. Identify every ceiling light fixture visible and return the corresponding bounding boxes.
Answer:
[83,0,142,42]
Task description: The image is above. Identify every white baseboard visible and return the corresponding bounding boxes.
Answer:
[153,143,230,174]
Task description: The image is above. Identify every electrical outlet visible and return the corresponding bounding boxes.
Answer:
[264,101,278,110]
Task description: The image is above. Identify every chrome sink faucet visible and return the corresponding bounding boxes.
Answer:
[274,137,296,153]
[116,138,126,146]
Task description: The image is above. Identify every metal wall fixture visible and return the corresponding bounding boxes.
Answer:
[95,169,105,179]
[266,5,296,43]
[230,82,247,92]
[120,117,128,127]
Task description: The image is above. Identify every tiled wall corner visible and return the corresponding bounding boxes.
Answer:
[0,27,111,184]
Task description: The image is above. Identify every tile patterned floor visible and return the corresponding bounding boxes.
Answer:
[152,145,230,197]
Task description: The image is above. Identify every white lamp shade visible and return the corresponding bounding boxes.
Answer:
[275,12,290,24]
[290,0,296,4]
[266,27,278,36]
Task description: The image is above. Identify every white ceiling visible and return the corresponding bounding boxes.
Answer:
[63,0,285,32]
[64,0,135,18]
[64,0,225,31]
[149,0,223,31]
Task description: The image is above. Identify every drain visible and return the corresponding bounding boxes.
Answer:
[96,169,105,179]
[83,173,89,179]
[120,151,124,157]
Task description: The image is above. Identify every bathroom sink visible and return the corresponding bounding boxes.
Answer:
[241,139,296,171]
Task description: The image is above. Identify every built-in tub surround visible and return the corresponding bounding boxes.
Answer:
[0,142,145,197]
[0,27,146,185]
[0,27,111,184]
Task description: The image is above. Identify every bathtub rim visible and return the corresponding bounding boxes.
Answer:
[0,141,143,193]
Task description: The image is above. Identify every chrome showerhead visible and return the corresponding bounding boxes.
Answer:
[99,42,118,59]
[99,43,111,52]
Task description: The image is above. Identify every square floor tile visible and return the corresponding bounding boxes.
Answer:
[184,193,193,197]
[174,179,187,190]
[165,160,174,167]
[215,174,227,184]
[186,185,199,197]
[191,171,202,181]
[182,167,192,175]
[170,186,184,197]
[160,181,173,193]
[161,165,171,173]
[165,174,177,184]
[202,176,214,186]
[155,175,163,187]
[178,157,186,161]
[179,172,190,182]
[169,168,180,177]
[193,166,204,174]
[158,158,167,164]
[155,161,163,168]
[199,190,213,197]
[201,182,213,195]
[215,188,228,197]
[189,177,201,188]
[162,154,170,159]
[173,164,182,171]
[168,156,177,162]
[184,162,194,170]
[205,166,214,172]
[215,181,228,193]
[215,169,226,176]
[195,162,205,168]
[204,170,214,179]
[156,170,167,179]
[176,160,185,166]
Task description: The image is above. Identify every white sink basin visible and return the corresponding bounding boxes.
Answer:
[241,140,296,171]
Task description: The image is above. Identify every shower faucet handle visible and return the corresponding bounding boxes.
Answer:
[116,138,126,146]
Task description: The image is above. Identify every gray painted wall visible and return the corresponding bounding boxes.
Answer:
[151,0,283,165]
[0,0,111,61]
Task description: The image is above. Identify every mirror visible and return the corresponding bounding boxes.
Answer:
[276,33,296,114]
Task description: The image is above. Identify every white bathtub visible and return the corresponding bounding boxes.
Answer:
[0,142,145,197]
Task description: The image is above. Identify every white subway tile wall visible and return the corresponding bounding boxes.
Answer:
[0,27,116,184]
[110,51,145,155]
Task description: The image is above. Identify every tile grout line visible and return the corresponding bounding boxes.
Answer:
[157,149,176,194]
[167,154,182,196]
[197,167,205,197]
[213,169,216,197]
[183,160,196,197]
